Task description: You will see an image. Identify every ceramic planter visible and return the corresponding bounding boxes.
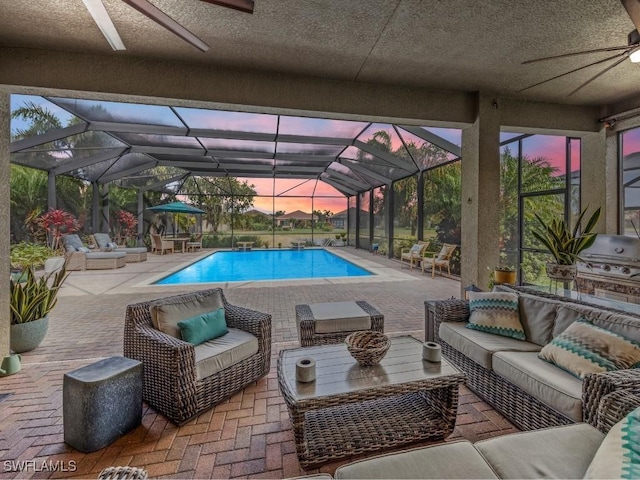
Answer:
[545,263,577,281]
[494,268,516,284]
[10,316,49,353]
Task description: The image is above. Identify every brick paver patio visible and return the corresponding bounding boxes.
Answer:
[0,248,518,479]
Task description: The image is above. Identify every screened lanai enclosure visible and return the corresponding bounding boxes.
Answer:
[10,94,593,282]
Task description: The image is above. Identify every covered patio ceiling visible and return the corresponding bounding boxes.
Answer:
[9,95,461,196]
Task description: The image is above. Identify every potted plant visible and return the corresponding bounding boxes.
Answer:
[494,266,516,285]
[10,242,58,282]
[532,206,601,281]
[9,264,68,353]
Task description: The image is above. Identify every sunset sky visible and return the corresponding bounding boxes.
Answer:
[11,94,640,216]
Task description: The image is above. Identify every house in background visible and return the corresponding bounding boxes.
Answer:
[330,207,368,229]
[275,210,317,229]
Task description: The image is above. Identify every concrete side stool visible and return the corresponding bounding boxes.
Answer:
[64,356,142,453]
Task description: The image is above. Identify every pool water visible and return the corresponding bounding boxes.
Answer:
[155,249,373,284]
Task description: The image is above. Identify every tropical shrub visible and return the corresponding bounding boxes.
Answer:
[10,242,57,270]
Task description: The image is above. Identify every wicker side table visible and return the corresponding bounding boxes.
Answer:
[295,300,384,347]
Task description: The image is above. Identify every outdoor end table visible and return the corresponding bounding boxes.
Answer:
[237,241,253,251]
[295,300,384,347]
[277,336,466,468]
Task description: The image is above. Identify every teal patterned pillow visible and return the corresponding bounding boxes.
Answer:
[466,292,525,340]
[585,406,640,479]
[539,319,640,379]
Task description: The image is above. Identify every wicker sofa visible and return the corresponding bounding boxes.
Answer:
[431,285,640,431]
[123,289,271,425]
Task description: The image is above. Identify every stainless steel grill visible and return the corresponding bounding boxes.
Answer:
[578,234,640,280]
[577,235,640,303]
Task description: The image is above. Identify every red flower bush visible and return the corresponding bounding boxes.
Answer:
[38,209,82,250]
[116,210,138,243]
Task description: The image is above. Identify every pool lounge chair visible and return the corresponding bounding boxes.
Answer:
[400,240,430,270]
[92,233,148,262]
[62,234,127,271]
[422,243,457,278]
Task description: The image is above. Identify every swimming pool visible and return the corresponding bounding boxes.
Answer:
[155,249,373,284]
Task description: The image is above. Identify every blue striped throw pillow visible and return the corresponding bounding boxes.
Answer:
[466,291,525,340]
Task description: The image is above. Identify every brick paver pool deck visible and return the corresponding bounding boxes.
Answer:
[0,247,517,479]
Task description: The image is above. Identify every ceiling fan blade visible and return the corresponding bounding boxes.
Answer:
[122,0,210,52]
[518,51,628,93]
[622,0,640,32]
[523,45,633,64]
[200,0,254,14]
[568,54,631,96]
[83,0,126,50]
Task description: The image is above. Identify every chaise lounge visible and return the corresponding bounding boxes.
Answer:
[92,233,148,262]
[62,234,126,271]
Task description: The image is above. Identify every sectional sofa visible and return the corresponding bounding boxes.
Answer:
[432,285,640,431]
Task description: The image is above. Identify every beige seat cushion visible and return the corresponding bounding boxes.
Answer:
[439,322,540,369]
[334,441,498,479]
[310,301,371,334]
[194,328,258,380]
[492,351,583,422]
[85,251,127,259]
[476,423,604,479]
[150,290,224,339]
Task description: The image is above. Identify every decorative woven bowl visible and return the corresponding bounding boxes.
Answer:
[345,331,391,366]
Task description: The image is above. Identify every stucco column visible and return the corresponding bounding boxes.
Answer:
[91,181,99,233]
[581,128,609,233]
[461,94,501,293]
[0,92,10,358]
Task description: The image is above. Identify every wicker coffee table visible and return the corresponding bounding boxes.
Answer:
[277,335,466,468]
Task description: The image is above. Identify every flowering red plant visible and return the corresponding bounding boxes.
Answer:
[116,210,138,241]
[38,209,82,250]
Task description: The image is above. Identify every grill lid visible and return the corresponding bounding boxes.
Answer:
[581,234,640,266]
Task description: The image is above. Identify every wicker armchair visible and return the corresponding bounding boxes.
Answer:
[123,289,271,425]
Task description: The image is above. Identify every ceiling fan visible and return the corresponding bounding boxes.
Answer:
[82,0,254,53]
[519,0,640,96]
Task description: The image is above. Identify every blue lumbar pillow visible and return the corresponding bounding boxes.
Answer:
[178,308,228,345]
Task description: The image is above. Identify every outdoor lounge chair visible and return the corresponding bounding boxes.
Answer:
[61,234,127,271]
[123,289,272,425]
[400,240,430,270]
[92,233,148,262]
[422,243,457,278]
[150,233,174,255]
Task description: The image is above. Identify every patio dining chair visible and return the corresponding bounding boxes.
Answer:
[186,233,202,252]
[422,243,457,278]
[151,233,174,255]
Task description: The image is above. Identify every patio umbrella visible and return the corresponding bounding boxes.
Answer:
[147,201,205,236]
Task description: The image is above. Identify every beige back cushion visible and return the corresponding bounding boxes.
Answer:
[150,291,225,339]
[518,293,559,346]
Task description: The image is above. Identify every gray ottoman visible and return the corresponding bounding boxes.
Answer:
[295,300,384,346]
[64,356,142,453]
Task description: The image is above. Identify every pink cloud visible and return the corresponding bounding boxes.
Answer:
[623,128,640,157]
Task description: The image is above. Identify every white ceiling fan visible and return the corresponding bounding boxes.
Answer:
[82,0,254,53]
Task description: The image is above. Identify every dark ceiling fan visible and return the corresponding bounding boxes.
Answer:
[82,0,254,53]
[519,0,640,96]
